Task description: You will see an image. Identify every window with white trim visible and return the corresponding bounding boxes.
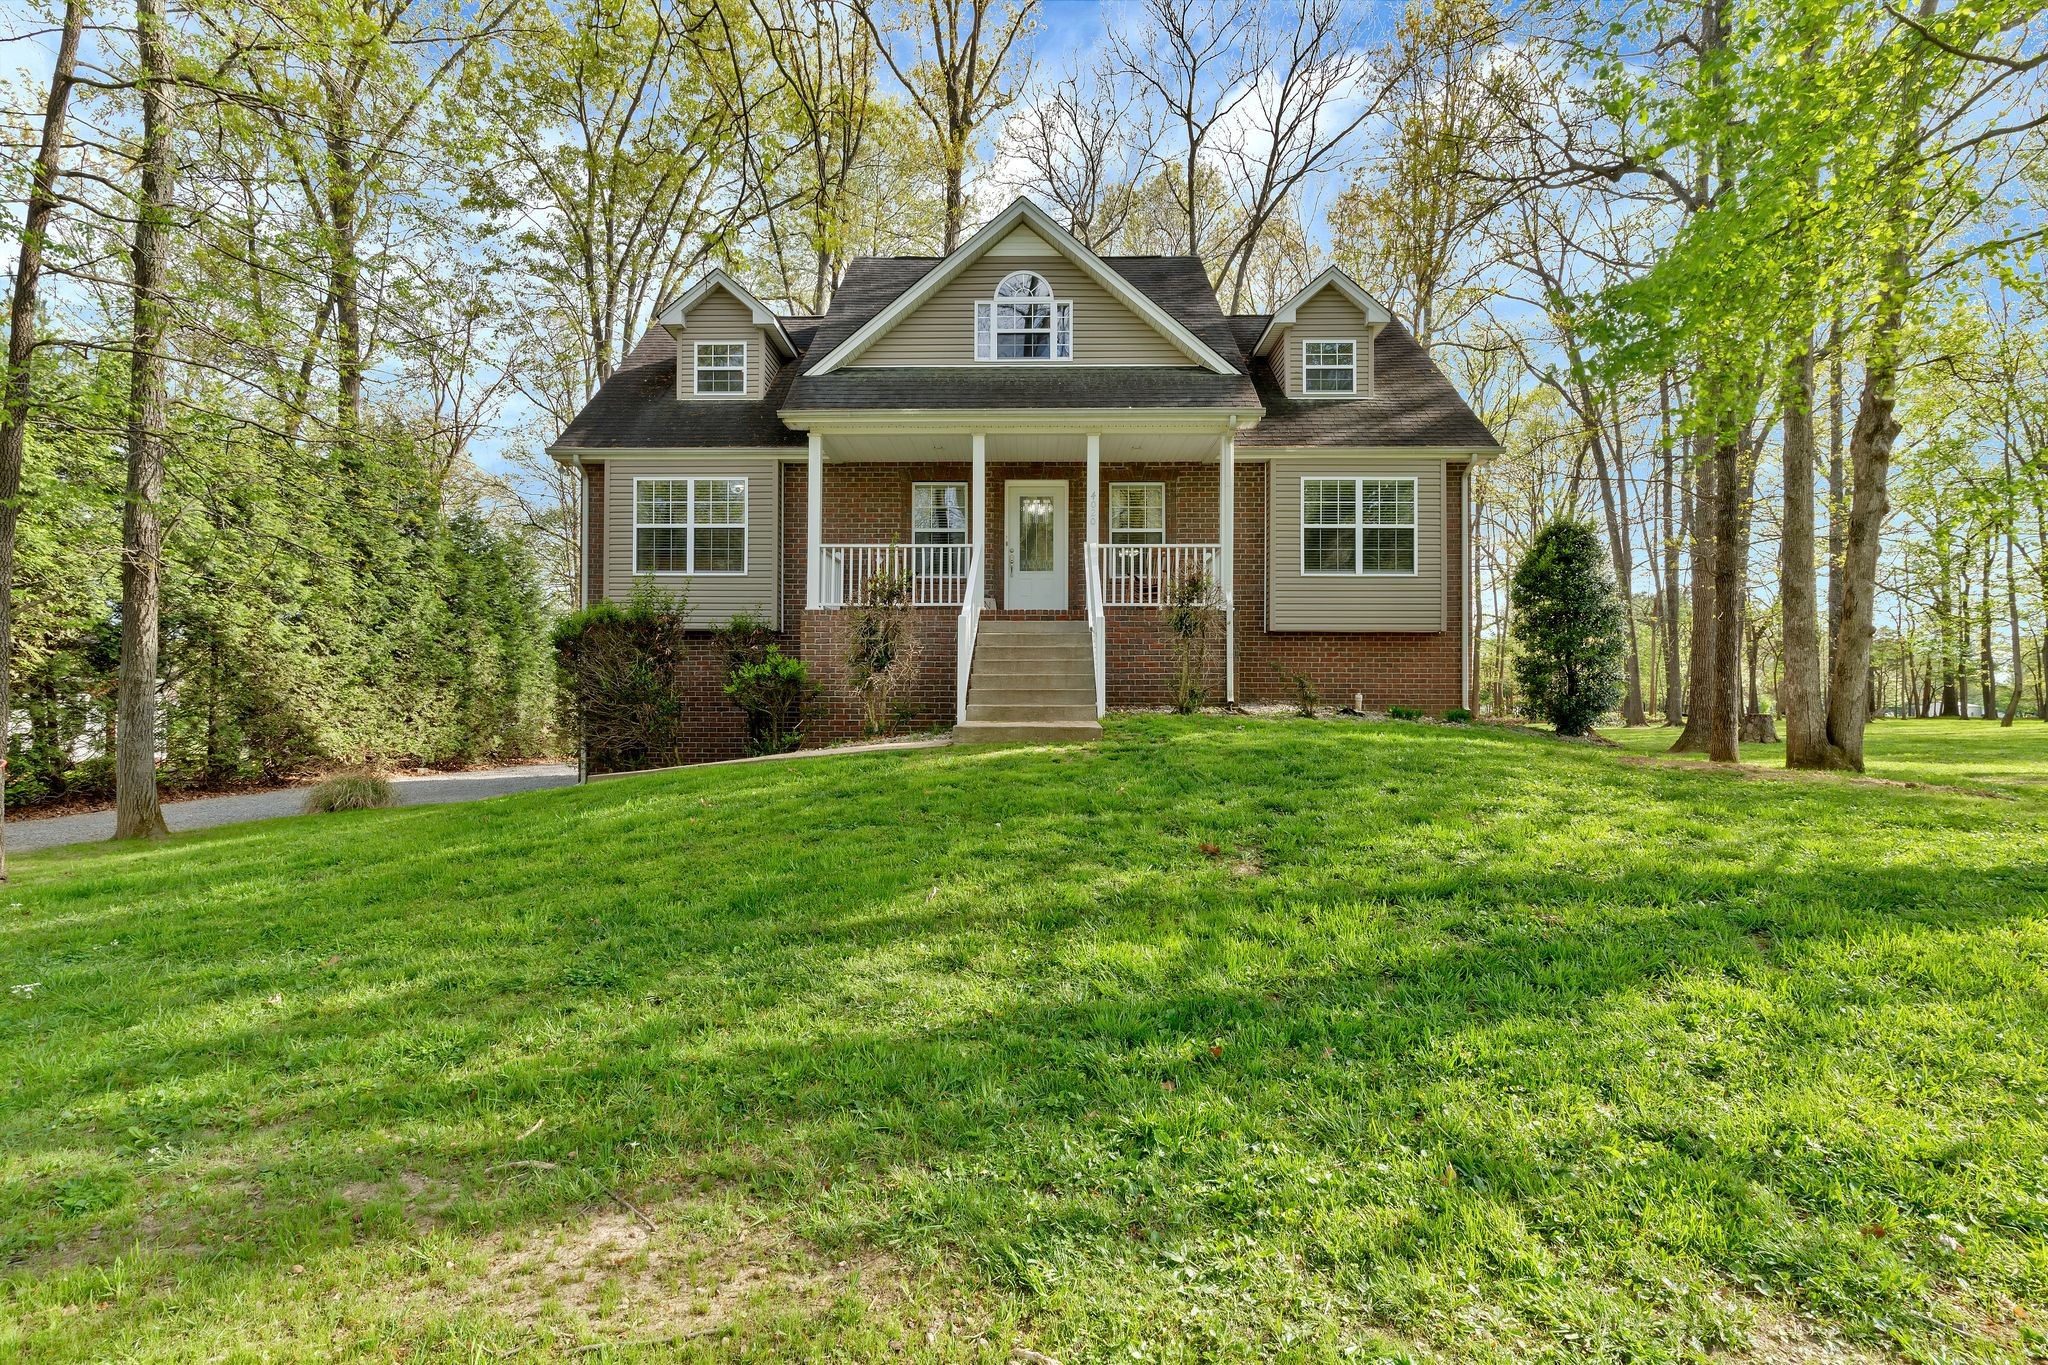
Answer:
[1107,483,1165,545]
[694,342,746,395]
[635,477,747,574]
[1302,339,1356,394]
[974,271,1073,361]
[1301,476,1415,575]
[911,482,969,545]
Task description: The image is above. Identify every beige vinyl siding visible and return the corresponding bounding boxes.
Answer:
[854,255,1191,367]
[603,457,781,628]
[1282,289,1375,397]
[1267,458,1445,632]
[673,290,770,398]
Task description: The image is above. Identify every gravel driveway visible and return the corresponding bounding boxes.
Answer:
[4,763,579,855]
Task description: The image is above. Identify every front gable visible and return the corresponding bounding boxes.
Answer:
[807,198,1238,376]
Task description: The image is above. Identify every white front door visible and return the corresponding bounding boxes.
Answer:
[1003,479,1068,610]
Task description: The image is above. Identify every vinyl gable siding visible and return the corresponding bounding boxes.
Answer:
[1281,289,1377,397]
[1266,457,1445,632]
[853,255,1193,367]
[670,290,772,398]
[603,456,781,628]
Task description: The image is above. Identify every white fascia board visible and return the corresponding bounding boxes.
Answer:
[1252,267,1396,356]
[778,407,1267,435]
[656,270,796,358]
[807,197,1239,377]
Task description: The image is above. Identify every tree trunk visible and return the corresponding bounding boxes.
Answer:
[114,0,176,841]
[1781,343,1827,766]
[2004,453,2023,726]
[1826,318,1845,656]
[1586,432,1646,725]
[1822,250,1907,772]
[1708,430,1744,762]
[0,0,84,879]
[1978,539,1997,719]
[1662,376,1683,724]
[1671,435,1717,752]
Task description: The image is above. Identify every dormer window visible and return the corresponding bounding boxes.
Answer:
[1303,339,1356,395]
[975,271,1072,361]
[694,341,746,395]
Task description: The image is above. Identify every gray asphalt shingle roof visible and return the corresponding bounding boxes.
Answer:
[551,257,1494,452]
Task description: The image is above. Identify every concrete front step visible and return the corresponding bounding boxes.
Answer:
[977,622,1091,638]
[966,686,1095,707]
[952,719,1103,745]
[965,702,1098,723]
[973,640,1094,657]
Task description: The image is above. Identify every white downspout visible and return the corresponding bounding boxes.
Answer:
[805,432,823,610]
[1220,421,1236,706]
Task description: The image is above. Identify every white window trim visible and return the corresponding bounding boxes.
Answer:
[693,341,748,398]
[1300,338,1357,397]
[1106,481,1167,544]
[974,273,1074,364]
[1298,475,1418,577]
[633,475,749,576]
[910,481,970,544]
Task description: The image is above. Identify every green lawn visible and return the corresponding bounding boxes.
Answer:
[3,716,2045,1362]
[1603,716,2048,792]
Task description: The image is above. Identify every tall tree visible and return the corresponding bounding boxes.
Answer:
[115,0,179,840]
[0,0,85,876]
[861,0,1035,252]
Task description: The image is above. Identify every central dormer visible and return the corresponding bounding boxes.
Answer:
[655,270,797,401]
[806,199,1240,375]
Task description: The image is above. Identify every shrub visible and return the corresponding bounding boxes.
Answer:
[1389,705,1423,721]
[553,581,693,774]
[716,613,811,755]
[846,567,919,736]
[1443,707,1472,723]
[1164,571,1219,714]
[1290,674,1320,718]
[1509,518,1626,737]
[303,773,395,813]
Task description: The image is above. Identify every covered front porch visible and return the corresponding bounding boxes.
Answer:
[796,426,1242,723]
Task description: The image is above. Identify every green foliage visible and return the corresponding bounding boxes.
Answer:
[4,717,2045,1360]
[718,613,812,756]
[1389,704,1423,720]
[1511,519,1627,736]
[1289,674,1320,718]
[301,773,396,813]
[1163,571,1219,714]
[552,583,693,774]
[1443,707,1472,723]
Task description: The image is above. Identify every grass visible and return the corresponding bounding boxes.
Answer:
[1603,715,2048,792]
[3,715,2045,1362]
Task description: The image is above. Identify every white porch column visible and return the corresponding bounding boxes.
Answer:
[805,432,823,610]
[1220,425,1236,704]
[971,432,987,592]
[1085,433,1101,554]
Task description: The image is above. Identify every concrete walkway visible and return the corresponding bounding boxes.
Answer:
[5,763,580,855]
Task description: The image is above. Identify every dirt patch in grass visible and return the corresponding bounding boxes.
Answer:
[1735,1297,1895,1362]
[458,1199,954,1352]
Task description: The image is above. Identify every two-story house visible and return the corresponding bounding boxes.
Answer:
[549,197,1499,761]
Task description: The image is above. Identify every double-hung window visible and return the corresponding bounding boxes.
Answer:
[635,477,747,575]
[1302,339,1356,395]
[1301,476,1415,575]
[911,482,969,546]
[910,480,970,583]
[694,342,746,395]
[975,271,1073,361]
[1107,483,1166,545]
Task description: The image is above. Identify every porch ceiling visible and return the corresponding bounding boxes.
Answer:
[820,430,1227,462]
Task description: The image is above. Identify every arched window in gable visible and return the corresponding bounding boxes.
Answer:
[975,270,1072,361]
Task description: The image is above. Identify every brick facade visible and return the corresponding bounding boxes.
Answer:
[586,456,1468,768]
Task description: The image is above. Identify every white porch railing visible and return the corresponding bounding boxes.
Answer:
[1083,545,1106,718]
[818,542,971,608]
[1092,543,1223,608]
[955,545,983,722]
